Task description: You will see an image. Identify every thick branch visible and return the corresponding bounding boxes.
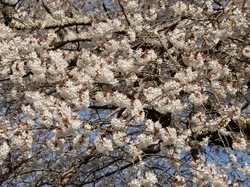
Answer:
[11,16,92,30]
[88,105,118,110]
[52,32,92,49]
[59,146,96,187]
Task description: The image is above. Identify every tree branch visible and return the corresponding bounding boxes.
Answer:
[11,16,92,30]
[52,32,92,49]
[59,146,96,187]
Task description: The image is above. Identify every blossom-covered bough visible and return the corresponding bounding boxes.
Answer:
[0,0,249,186]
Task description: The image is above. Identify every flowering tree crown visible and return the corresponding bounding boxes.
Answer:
[0,0,249,186]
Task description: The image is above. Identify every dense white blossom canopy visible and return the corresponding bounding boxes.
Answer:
[0,0,249,186]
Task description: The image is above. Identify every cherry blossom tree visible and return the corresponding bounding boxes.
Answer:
[0,0,249,186]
